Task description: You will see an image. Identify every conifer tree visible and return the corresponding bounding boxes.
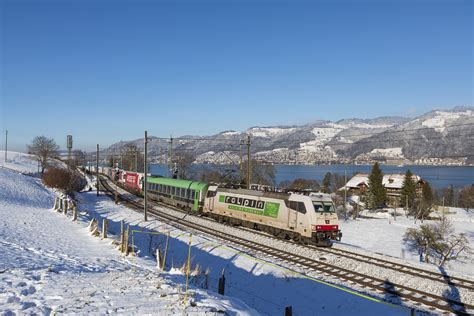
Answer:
[443,184,454,206]
[368,162,386,209]
[417,181,434,219]
[401,169,416,212]
[422,182,434,206]
[322,172,332,193]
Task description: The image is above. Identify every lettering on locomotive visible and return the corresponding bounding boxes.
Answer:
[218,195,280,218]
[224,196,265,209]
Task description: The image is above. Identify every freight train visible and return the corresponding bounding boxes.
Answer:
[87,166,342,246]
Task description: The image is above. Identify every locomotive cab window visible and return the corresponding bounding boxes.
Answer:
[288,201,306,214]
[206,190,217,198]
[297,202,306,214]
[313,202,335,213]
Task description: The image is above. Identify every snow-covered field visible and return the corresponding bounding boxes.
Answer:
[0,168,255,315]
[337,208,474,276]
[0,152,412,315]
[0,151,40,174]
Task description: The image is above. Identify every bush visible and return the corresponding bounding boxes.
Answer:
[43,167,85,194]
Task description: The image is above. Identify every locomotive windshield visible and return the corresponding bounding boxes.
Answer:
[313,202,335,213]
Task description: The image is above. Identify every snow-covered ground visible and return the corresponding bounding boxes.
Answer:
[0,168,255,314]
[0,151,40,174]
[337,208,474,276]
[0,151,412,315]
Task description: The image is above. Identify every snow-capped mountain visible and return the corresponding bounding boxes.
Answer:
[106,107,473,165]
[341,107,473,164]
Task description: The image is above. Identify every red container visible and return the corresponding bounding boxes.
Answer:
[125,172,140,191]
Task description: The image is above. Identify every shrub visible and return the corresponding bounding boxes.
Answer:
[43,167,85,194]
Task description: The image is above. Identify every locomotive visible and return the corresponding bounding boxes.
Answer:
[88,166,342,246]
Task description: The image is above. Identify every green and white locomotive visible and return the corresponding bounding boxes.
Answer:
[203,186,341,246]
[143,176,341,246]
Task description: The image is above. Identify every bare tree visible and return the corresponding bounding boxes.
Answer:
[69,150,86,167]
[284,178,319,191]
[242,160,275,186]
[403,218,471,266]
[198,167,240,185]
[403,225,436,263]
[199,168,223,184]
[174,151,194,180]
[28,136,59,173]
[458,185,474,212]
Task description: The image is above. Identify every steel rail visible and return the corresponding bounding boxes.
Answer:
[98,176,473,315]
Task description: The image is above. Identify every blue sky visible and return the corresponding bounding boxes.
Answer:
[1,0,472,151]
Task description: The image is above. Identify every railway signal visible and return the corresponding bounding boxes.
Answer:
[246,135,251,189]
[67,135,73,162]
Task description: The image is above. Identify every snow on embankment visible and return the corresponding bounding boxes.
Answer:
[0,168,257,315]
[0,150,39,174]
[0,168,53,208]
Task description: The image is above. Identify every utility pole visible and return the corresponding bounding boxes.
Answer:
[96,144,99,196]
[406,195,409,218]
[442,196,445,219]
[239,139,244,183]
[169,136,173,178]
[135,150,138,172]
[344,170,347,215]
[144,131,148,222]
[4,130,7,163]
[246,135,251,189]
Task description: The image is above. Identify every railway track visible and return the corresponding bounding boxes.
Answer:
[97,171,474,293]
[98,176,474,315]
[315,245,474,292]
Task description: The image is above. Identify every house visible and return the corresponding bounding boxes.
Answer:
[341,173,425,207]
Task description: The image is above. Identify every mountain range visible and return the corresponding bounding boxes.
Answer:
[107,106,474,166]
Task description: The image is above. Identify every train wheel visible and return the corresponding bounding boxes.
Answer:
[293,234,301,243]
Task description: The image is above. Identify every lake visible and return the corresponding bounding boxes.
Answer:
[150,164,473,189]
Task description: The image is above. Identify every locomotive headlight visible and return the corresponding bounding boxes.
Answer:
[333,225,338,230]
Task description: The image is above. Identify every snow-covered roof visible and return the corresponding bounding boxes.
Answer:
[343,173,421,190]
[344,173,369,188]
